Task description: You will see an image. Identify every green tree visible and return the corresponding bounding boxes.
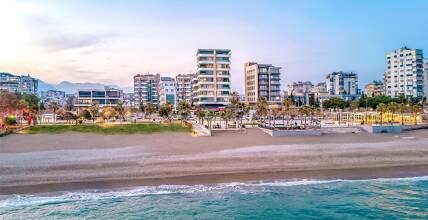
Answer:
[322,97,348,109]
[144,102,155,119]
[195,109,206,124]
[114,102,126,122]
[158,103,173,122]
[88,102,99,122]
[376,103,388,125]
[177,100,191,123]
[102,107,118,120]
[397,103,408,125]
[256,96,268,123]
[387,102,398,124]
[282,98,294,128]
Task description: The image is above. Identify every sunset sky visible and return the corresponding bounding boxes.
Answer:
[1,0,427,92]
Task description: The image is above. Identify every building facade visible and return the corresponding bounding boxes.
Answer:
[133,73,160,107]
[384,47,424,98]
[425,59,428,98]
[364,81,384,97]
[192,49,231,107]
[0,73,38,95]
[326,72,359,100]
[74,87,123,108]
[287,81,313,96]
[175,73,194,104]
[244,62,281,104]
[158,76,177,108]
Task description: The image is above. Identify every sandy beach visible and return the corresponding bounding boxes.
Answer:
[1,128,428,195]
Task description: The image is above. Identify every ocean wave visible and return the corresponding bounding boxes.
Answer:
[1,176,427,208]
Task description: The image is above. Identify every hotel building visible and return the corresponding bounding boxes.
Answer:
[74,87,123,108]
[134,73,160,107]
[384,47,424,98]
[244,62,281,104]
[326,72,359,100]
[175,73,194,104]
[158,76,177,108]
[192,49,231,108]
[0,72,38,95]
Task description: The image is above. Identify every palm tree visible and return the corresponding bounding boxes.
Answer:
[158,103,173,123]
[256,97,268,126]
[195,109,206,124]
[205,111,216,129]
[48,101,59,124]
[177,101,191,124]
[376,103,388,126]
[220,109,234,128]
[410,104,422,125]
[397,103,407,125]
[387,102,398,124]
[282,98,293,128]
[88,102,99,123]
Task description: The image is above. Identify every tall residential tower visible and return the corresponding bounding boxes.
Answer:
[244,62,281,104]
[175,73,194,105]
[326,72,359,100]
[133,73,160,107]
[384,47,424,98]
[192,49,231,108]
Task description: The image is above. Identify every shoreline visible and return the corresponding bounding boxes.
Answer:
[2,164,428,195]
[1,129,428,195]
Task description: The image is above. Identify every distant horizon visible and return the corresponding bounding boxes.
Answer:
[1,0,427,93]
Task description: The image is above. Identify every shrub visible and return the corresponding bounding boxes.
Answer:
[5,116,17,125]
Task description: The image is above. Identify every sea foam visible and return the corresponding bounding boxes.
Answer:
[1,176,427,208]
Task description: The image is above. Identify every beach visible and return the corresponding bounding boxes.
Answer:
[1,128,428,195]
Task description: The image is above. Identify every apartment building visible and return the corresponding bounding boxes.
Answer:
[244,62,281,104]
[287,81,313,95]
[0,72,38,95]
[326,72,359,100]
[158,76,177,108]
[425,59,428,98]
[74,87,123,108]
[384,47,424,98]
[133,73,160,107]
[364,81,385,97]
[192,49,231,107]
[175,73,194,104]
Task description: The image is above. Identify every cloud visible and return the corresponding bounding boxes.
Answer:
[24,16,114,52]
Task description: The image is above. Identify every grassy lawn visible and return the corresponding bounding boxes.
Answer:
[20,123,192,134]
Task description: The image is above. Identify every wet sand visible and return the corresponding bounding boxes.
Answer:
[1,129,428,195]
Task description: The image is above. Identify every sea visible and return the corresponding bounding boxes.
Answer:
[0,177,427,220]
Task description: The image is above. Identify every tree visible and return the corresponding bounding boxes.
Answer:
[102,107,118,120]
[144,103,155,119]
[78,109,92,121]
[158,103,173,122]
[376,103,388,125]
[0,91,27,117]
[63,111,78,124]
[18,94,40,114]
[88,102,99,122]
[256,96,268,124]
[322,97,349,109]
[205,111,216,129]
[397,103,408,125]
[195,109,206,124]
[282,98,294,128]
[410,104,422,125]
[177,100,191,123]
[350,100,360,112]
[48,101,59,124]
[220,109,234,128]
[114,102,126,122]
[387,102,398,124]
[64,95,75,111]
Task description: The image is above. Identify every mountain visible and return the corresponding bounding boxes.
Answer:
[37,80,126,94]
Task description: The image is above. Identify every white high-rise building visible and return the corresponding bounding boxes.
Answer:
[384,47,424,98]
[425,59,428,98]
[244,62,281,104]
[192,49,231,107]
[158,76,177,108]
[176,73,194,105]
[326,72,359,100]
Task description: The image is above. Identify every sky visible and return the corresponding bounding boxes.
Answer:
[1,0,428,93]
